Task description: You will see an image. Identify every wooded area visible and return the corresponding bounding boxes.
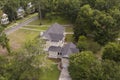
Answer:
[0,0,120,80]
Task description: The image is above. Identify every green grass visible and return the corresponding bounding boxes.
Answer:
[118,32,120,38]
[39,64,60,80]
[29,16,71,25]
[24,25,49,30]
[65,26,73,32]
[65,34,74,42]
[6,13,38,29]
[29,19,41,25]
[8,29,39,51]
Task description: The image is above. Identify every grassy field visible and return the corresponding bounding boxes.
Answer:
[40,64,60,80]
[8,29,39,51]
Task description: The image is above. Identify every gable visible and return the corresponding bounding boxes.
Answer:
[61,43,79,57]
[42,23,65,41]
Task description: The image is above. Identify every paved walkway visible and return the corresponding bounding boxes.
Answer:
[59,58,71,80]
[64,32,74,34]
[5,15,38,35]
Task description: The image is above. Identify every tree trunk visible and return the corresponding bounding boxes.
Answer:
[38,4,42,25]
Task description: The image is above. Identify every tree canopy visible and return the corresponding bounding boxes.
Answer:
[102,42,120,62]
[69,51,120,80]
[0,26,10,53]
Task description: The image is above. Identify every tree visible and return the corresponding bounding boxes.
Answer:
[102,42,120,62]
[77,36,89,51]
[0,26,10,53]
[74,4,94,41]
[102,60,120,80]
[0,55,9,80]
[109,7,120,28]
[69,51,102,80]
[93,10,118,45]
[57,0,81,22]
[95,0,120,11]
[7,39,53,80]
[69,51,120,80]
[32,0,50,24]
[3,0,19,21]
[74,4,119,45]
[0,0,8,9]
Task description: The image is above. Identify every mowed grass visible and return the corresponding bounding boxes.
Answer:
[29,16,71,25]
[24,25,49,31]
[8,29,39,51]
[6,13,38,29]
[40,64,60,80]
[65,34,74,42]
[65,26,73,32]
[119,32,120,38]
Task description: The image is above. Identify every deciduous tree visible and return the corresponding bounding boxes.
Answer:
[102,42,120,62]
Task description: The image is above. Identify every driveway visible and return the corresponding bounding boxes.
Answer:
[59,58,71,80]
[5,15,38,35]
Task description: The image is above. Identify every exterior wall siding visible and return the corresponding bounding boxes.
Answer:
[49,51,58,58]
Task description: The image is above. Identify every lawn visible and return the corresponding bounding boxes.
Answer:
[6,13,38,29]
[8,29,39,51]
[24,25,49,31]
[65,34,74,42]
[118,32,120,38]
[8,29,60,80]
[3,15,71,80]
[39,64,60,80]
[65,26,73,32]
[29,16,71,25]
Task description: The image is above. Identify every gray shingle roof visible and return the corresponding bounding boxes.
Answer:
[42,23,65,42]
[49,33,64,42]
[61,42,79,57]
[48,46,61,52]
[48,42,79,57]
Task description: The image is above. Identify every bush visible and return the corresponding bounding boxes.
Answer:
[77,36,101,53]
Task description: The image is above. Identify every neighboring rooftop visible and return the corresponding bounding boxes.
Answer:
[27,2,33,8]
[2,13,7,17]
[17,7,24,13]
[42,23,65,42]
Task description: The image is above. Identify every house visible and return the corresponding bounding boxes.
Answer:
[26,2,35,14]
[42,23,65,51]
[1,13,9,25]
[48,42,79,58]
[48,46,62,58]
[42,23,79,58]
[17,7,25,19]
